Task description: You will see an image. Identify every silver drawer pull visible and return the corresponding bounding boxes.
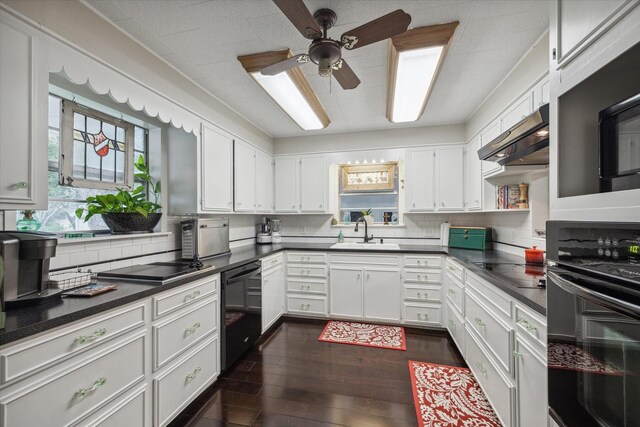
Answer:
[474,317,486,328]
[447,266,456,273]
[271,260,277,265]
[417,313,428,320]
[513,351,523,358]
[475,362,487,375]
[185,367,202,382]
[14,181,29,189]
[75,377,107,399]
[183,290,201,302]
[448,319,455,329]
[74,328,107,345]
[184,322,201,336]
[517,318,538,333]
[448,289,456,296]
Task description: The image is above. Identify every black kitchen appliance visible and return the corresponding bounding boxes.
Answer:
[547,221,640,427]
[599,92,640,193]
[220,261,262,371]
[97,261,213,283]
[0,231,61,308]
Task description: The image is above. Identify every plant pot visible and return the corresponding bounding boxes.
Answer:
[101,213,162,234]
[363,215,375,226]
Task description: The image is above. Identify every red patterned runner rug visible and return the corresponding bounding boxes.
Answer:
[318,320,406,350]
[409,361,502,427]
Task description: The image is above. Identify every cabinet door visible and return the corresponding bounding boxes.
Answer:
[466,136,483,210]
[501,94,533,132]
[363,268,400,322]
[0,14,48,209]
[437,146,464,211]
[481,119,502,177]
[274,157,299,212]
[201,124,233,212]
[255,150,273,213]
[533,77,550,109]
[329,267,363,318]
[300,156,326,213]
[233,140,255,212]
[515,337,547,427]
[262,265,284,333]
[408,149,435,211]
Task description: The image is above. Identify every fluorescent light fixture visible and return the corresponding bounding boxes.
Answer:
[391,46,443,123]
[251,71,324,131]
[387,22,458,124]
[535,130,549,136]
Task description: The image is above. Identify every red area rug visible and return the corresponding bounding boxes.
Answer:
[548,343,623,376]
[318,320,406,350]
[409,361,501,427]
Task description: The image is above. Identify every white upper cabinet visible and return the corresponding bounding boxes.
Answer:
[201,124,233,212]
[274,157,299,212]
[436,146,465,211]
[500,92,533,132]
[0,12,48,209]
[255,150,274,213]
[233,140,255,212]
[300,156,325,213]
[532,76,550,108]
[466,136,483,211]
[408,148,436,211]
[481,119,502,177]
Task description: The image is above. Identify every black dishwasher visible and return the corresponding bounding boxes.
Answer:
[220,261,262,371]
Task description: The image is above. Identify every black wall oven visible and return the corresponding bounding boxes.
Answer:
[599,92,640,192]
[547,221,640,427]
[220,261,262,371]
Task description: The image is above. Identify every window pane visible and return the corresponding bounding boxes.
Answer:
[86,144,101,180]
[102,149,115,182]
[19,201,108,232]
[135,127,145,151]
[48,129,60,167]
[116,150,125,183]
[73,139,85,178]
[102,122,116,140]
[48,96,61,128]
[87,116,101,134]
[74,112,85,131]
[116,127,125,142]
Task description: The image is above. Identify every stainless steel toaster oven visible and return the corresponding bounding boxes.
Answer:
[181,218,230,259]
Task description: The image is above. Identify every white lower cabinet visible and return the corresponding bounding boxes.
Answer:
[514,336,547,427]
[446,301,465,357]
[262,255,285,333]
[329,266,363,318]
[403,303,442,326]
[80,384,147,427]
[363,268,401,322]
[285,252,328,317]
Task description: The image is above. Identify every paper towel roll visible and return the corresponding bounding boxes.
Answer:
[440,222,450,246]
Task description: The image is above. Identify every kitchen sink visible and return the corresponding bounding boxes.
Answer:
[330,242,400,250]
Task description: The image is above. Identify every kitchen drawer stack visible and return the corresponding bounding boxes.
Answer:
[285,252,328,317]
[0,274,220,427]
[444,258,465,354]
[402,255,444,326]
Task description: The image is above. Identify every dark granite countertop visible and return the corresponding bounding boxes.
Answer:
[0,242,545,347]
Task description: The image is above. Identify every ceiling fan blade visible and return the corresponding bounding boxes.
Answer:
[341,9,411,50]
[261,54,310,76]
[273,0,322,39]
[332,59,361,90]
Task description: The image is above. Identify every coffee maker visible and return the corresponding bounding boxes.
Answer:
[0,231,61,308]
[256,218,272,244]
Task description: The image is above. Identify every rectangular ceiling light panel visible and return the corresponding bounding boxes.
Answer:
[252,71,324,131]
[391,46,443,123]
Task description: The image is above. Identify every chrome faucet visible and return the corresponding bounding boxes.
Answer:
[354,217,374,243]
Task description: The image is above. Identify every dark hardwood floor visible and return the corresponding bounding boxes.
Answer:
[171,318,466,427]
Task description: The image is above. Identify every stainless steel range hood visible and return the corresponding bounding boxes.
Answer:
[478,104,549,166]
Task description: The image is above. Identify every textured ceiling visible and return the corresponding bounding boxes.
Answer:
[86,0,549,138]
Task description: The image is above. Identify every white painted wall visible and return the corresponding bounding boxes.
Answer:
[0,0,273,153]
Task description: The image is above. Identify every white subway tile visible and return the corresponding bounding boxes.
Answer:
[109,238,133,248]
[50,254,70,270]
[98,248,122,262]
[57,243,86,254]
[68,251,99,266]
[121,245,143,258]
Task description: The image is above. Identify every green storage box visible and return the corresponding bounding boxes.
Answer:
[448,227,493,250]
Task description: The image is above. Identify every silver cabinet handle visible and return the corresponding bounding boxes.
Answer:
[319,204,323,208]
[271,259,277,265]
[441,202,445,207]
[417,313,428,320]
[448,289,456,296]
[75,377,107,399]
[357,273,361,279]
[447,266,456,273]
[366,273,370,280]
[184,290,201,303]
[517,318,538,333]
[186,367,202,382]
[184,322,201,336]
[474,317,486,328]
[513,351,523,358]
[14,182,29,189]
[449,319,455,329]
[292,204,296,208]
[413,202,416,207]
[74,328,107,345]
[475,362,487,374]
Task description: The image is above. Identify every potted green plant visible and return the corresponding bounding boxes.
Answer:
[360,208,374,226]
[75,155,162,234]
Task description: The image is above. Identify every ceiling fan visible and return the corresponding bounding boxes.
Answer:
[262,0,411,90]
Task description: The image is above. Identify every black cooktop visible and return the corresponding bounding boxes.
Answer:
[97,261,214,282]
[471,262,546,288]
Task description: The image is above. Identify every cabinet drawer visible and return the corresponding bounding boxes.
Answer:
[287,252,326,264]
[515,304,547,348]
[153,297,218,371]
[465,326,515,427]
[445,258,464,281]
[404,286,442,303]
[153,275,218,319]
[262,254,284,270]
[465,290,514,376]
[78,384,146,427]
[445,273,464,315]
[403,270,441,284]
[466,272,512,320]
[446,301,465,356]
[404,303,441,326]
[1,332,145,427]
[287,295,327,316]
[154,336,219,427]
[0,302,145,385]
[404,255,443,269]
[330,254,400,266]
[287,279,327,294]
[286,265,327,278]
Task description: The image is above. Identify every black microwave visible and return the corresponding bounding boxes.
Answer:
[599,92,640,192]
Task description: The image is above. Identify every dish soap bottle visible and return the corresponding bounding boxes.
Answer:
[338,230,344,243]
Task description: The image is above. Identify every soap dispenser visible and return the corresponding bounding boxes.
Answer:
[338,230,344,243]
